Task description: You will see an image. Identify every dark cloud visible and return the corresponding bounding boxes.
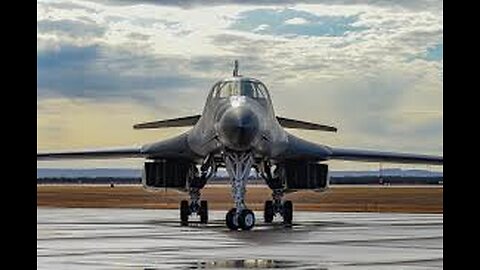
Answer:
[37,45,209,104]
[93,0,441,11]
[43,2,98,13]
[37,19,106,39]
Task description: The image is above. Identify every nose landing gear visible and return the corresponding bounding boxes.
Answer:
[224,151,256,231]
[226,208,255,231]
[238,209,255,230]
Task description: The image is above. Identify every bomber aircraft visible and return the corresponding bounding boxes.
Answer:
[38,60,443,231]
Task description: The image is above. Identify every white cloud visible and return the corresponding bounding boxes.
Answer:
[284,17,308,25]
[252,24,270,32]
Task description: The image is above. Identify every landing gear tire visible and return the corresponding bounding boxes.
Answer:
[226,208,238,230]
[282,200,293,226]
[180,200,190,226]
[264,200,274,223]
[238,209,255,231]
[199,200,209,224]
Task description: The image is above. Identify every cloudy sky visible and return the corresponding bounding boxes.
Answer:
[37,0,443,171]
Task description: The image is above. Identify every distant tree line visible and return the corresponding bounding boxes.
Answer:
[37,177,140,185]
[37,176,443,185]
[331,176,443,185]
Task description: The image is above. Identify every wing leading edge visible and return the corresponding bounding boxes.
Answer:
[328,147,442,165]
[37,146,144,160]
[277,133,442,165]
[37,133,199,161]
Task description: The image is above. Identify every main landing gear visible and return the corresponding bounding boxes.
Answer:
[260,162,293,226]
[180,198,208,226]
[264,199,293,226]
[179,155,215,226]
[178,153,295,230]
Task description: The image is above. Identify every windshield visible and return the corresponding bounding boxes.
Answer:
[218,81,240,97]
[213,80,269,99]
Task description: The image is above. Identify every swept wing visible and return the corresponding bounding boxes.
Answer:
[277,133,442,165]
[37,133,198,161]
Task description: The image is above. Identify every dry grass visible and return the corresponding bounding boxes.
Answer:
[37,185,443,213]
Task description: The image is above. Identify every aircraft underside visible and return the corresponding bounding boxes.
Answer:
[142,150,329,231]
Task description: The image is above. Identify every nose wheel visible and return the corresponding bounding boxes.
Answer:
[226,208,255,231]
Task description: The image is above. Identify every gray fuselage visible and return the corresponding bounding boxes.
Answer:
[187,76,288,159]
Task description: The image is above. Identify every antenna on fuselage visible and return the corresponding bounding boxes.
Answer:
[233,60,239,77]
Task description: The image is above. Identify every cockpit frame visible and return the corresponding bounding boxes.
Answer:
[207,77,272,106]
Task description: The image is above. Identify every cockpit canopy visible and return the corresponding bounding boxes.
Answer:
[211,78,270,100]
[204,77,275,115]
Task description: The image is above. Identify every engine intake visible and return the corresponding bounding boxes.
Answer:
[142,159,196,191]
[274,161,329,191]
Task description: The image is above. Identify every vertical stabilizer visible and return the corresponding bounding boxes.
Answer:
[233,60,239,77]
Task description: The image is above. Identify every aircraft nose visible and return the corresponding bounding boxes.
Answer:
[218,106,259,151]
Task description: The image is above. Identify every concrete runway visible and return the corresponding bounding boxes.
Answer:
[37,208,443,269]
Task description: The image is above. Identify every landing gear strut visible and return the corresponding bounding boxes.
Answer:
[179,156,215,226]
[260,161,294,226]
[224,151,256,231]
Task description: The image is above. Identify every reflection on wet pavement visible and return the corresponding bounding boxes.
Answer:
[163,259,321,269]
[38,208,443,269]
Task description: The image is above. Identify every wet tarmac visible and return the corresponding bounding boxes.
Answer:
[37,208,443,269]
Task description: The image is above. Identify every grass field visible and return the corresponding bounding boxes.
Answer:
[37,185,442,213]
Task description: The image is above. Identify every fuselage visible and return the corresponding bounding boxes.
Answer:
[187,76,288,159]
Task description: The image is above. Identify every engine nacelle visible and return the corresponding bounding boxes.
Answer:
[142,159,197,191]
[272,161,329,191]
